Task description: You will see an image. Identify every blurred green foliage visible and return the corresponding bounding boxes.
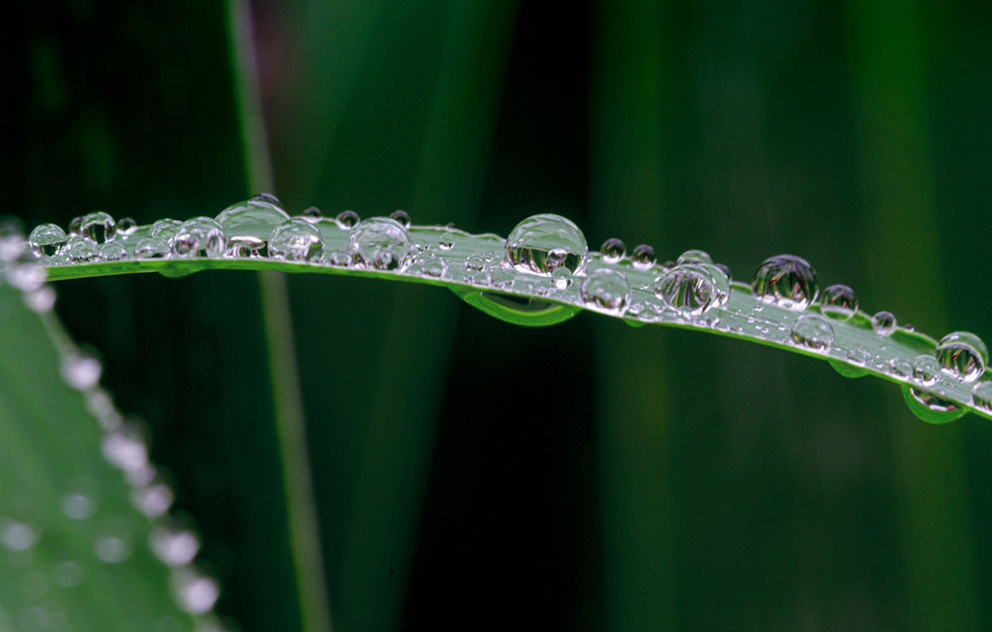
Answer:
[5,0,992,631]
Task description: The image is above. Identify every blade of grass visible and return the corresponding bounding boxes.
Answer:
[224,1,333,631]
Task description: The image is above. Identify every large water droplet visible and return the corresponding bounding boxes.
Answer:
[72,211,117,244]
[150,219,183,240]
[599,238,625,263]
[268,219,323,262]
[65,237,101,263]
[503,214,588,276]
[871,311,897,336]
[226,235,266,258]
[653,263,729,315]
[134,237,170,259]
[347,217,411,271]
[791,314,834,350]
[902,386,966,424]
[935,331,988,383]
[676,249,712,265]
[171,218,226,258]
[580,268,630,314]
[216,198,291,241]
[820,284,857,320]
[751,254,818,310]
[250,192,281,206]
[28,224,67,258]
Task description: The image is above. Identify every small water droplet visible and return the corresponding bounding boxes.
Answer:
[438,236,455,251]
[100,242,128,261]
[171,218,226,258]
[24,286,56,313]
[134,237,170,259]
[871,311,897,336]
[552,267,573,290]
[902,386,965,424]
[226,235,266,258]
[389,210,411,227]
[335,210,360,229]
[73,211,117,244]
[820,284,858,320]
[829,358,869,379]
[580,268,630,314]
[94,535,131,564]
[6,259,47,292]
[630,244,656,270]
[131,480,174,518]
[28,224,67,258]
[150,219,183,240]
[971,382,992,412]
[61,351,102,390]
[322,250,351,267]
[912,355,941,387]
[676,249,712,265]
[790,314,834,350]
[172,568,220,614]
[302,206,322,219]
[102,426,148,473]
[0,217,26,261]
[465,254,486,272]
[411,256,446,278]
[751,254,818,310]
[935,331,988,383]
[347,217,411,271]
[116,217,138,235]
[61,494,94,520]
[268,219,323,262]
[65,237,101,263]
[504,214,588,276]
[150,524,200,567]
[1,519,37,551]
[653,263,730,315]
[888,358,913,378]
[599,238,625,262]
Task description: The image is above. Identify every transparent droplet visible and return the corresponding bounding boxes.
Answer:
[438,236,455,251]
[676,249,712,265]
[150,218,183,240]
[172,568,220,614]
[820,284,857,321]
[268,219,323,262]
[131,480,174,518]
[99,242,128,261]
[302,206,322,219]
[791,314,834,350]
[552,267,573,290]
[902,386,965,424]
[226,235,266,258]
[347,217,412,271]
[935,331,988,383]
[653,263,730,315]
[1,519,37,551]
[580,268,630,314]
[24,286,56,313]
[335,210,360,229]
[134,237,170,259]
[61,493,94,520]
[94,536,131,564]
[250,192,281,206]
[751,254,819,310]
[389,210,411,227]
[871,311,897,336]
[888,358,913,378]
[504,213,588,276]
[912,355,941,387]
[5,259,46,292]
[150,525,200,567]
[61,351,102,390]
[599,238,625,263]
[74,211,117,244]
[972,382,992,412]
[116,217,138,235]
[631,244,656,270]
[171,218,226,258]
[102,426,149,473]
[322,250,351,267]
[452,288,579,327]
[829,359,869,379]
[65,237,101,263]
[411,256,446,278]
[216,198,290,241]
[28,224,67,258]
[714,262,732,279]
[465,254,486,271]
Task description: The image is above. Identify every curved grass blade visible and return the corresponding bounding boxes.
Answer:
[33,211,992,424]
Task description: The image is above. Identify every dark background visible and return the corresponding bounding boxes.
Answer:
[5,0,992,630]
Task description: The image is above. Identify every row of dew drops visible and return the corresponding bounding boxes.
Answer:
[0,228,230,632]
[23,195,992,424]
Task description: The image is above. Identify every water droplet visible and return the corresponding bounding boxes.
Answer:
[102,426,148,473]
[935,331,988,383]
[871,311,897,336]
[65,237,101,263]
[676,249,712,265]
[322,250,351,267]
[250,192,281,206]
[151,218,183,240]
[216,198,291,241]
[389,210,411,227]
[171,218,226,258]
[100,242,128,261]
[28,224,67,258]
[829,359,869,379]
[24,286,56,313]
[73,211,117,244]
[751,254,819,310]
[134,237,170,259]
[268,219,323,262]
[465,254,486,272]
[61,494,94,520]
[912,355,941,387]
[630,244,656,270]
[226,235,266,258]
[1,519,37,551]
[504,214,588,276]
[61,351,102,390]
[131,479,174,518]
[150,525,200,567]
[116,217,138,235]
[714,263,732,279]
[653,263,730,315]
[438,236,455,251]
[580,268,630,314]
[94,536,131,564]
[552,267,573,290]
[6,259,46,292]
[888,358,913,378]
[347,217,411,271]
[335,210,360,228]
[172,568,220,614]
[820,284,858,321]
[902,386,965,424]
[411,256,446,278]
[972,382,992,412]
[452,288,579,327]
[302,206,322,219]
[0,217,26,261]
[599,238,625,262]
[791,314,834,350]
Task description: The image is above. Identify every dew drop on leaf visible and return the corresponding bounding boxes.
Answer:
[912,355,941,387]
[676,249,712,265]
[630,244,656,270]
[935,331,988,383]
[389,210,411,227]
[216,198,290,241]
[171,218,226,258]
[751,254,818,310]
[653,263,729,315]
[599,237,625,262]
[268,219,323,262]
[902,385,966,424]
[335,210,360,229]
[74,211,117,244]
[580,268,630,314]
[820,284,858,321]
[971,381,992,412]
[28,223,67,258]
[871,311,897,336]
[347,217,411,271]
[791,314,834,351]
[504,213,588,276]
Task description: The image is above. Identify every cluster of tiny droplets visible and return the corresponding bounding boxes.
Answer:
[21,197,992,423]
[0,222,231,630]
